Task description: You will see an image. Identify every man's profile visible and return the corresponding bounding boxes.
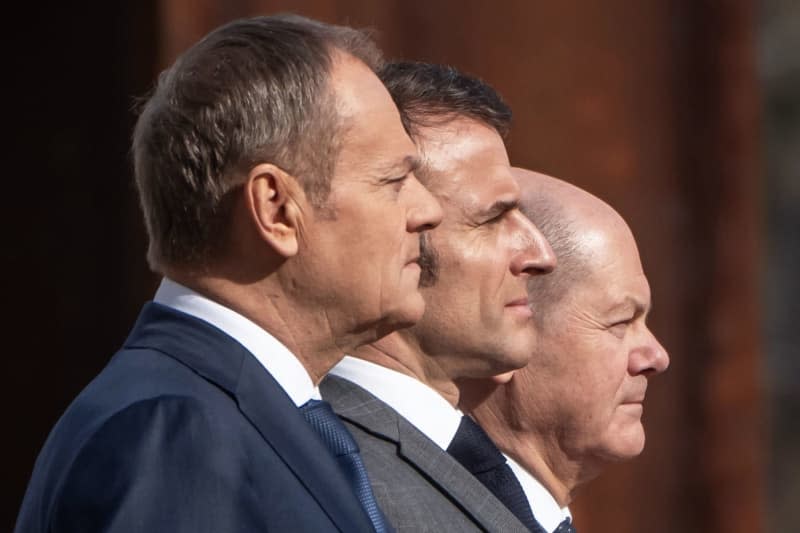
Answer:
[469,168,670,532]
[322,62,555,533]
[15,14,441,533]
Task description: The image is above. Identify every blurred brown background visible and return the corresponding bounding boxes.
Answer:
[6,1,798,532]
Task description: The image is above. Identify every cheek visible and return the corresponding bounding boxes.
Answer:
[452,248,506,297]
[566,327,629,384]
[428,240,473,291]
[361,210,408,268]
[568,370,615,433]
[553,338,623,417]
[582,362,627,423]
[581,357,645,458]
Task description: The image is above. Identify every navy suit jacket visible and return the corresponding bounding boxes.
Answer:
[15,302,375,532]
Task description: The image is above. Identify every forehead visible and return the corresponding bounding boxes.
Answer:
[329,54,417,176]
[573,226,651,312]
[416,118,516,210]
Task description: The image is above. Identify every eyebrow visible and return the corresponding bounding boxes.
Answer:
[480,198,519,220]
[377,155,421,178]
[605,296,649,317]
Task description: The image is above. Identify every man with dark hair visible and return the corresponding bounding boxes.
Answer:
[321,62,555,532]
[467,168,670,533]
[16,15,441,533]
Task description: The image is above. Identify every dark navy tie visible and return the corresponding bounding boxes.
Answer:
[447,415,543,532]
[301,399,391,533]
[554,517,577,533]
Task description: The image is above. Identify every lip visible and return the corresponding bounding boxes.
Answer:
[621,400,644,406]
[620,402,644,416]
[505,297,532,317]
[623,387,647,405]
[620,394,646,408]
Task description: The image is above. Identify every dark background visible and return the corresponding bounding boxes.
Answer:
[6,2,797,532]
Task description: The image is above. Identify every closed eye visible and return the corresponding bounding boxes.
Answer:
[386,174,409,191]
[608,318,633,338]
[483,212,505,225]
[479,199,518,226]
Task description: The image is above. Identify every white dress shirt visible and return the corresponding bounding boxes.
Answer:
[505,454,572,533]
[154,277,320,407]
[328,356,463,450]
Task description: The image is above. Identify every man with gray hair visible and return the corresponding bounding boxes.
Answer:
[16,15,441,533]
[466,168,670,532]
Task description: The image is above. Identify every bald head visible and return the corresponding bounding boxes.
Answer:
[470,168,669,504]
[511,167,634,317]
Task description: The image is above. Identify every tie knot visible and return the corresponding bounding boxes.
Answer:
[554,517,577,533]
[447,416,540,531]
[300,399,360,457]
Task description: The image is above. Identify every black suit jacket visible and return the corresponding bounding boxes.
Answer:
[15,302,375,532]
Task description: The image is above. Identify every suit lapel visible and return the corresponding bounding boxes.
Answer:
[124,303,374,533]
[395,418,530,533]
[323,375,529,533]
[235,356,374,532]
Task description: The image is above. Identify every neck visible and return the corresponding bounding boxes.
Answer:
[470,398,595,507]
[503,431,575,507]
[351,332,461,407]
[168,270,345,385]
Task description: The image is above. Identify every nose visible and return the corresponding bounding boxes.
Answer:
[509,212,557,276]
[406,174,443,232]
[629,326,670,376]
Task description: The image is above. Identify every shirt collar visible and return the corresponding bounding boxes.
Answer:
[505,454,571,533]
[328,356,463,449]
[153,277,320,406]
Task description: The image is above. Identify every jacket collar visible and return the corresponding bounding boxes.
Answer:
[124,302,374,533]
[322,374,530,533]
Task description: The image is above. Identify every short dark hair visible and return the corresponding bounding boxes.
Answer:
[381,62,512,286]
[378,61,512,140]
[132,14,382,271]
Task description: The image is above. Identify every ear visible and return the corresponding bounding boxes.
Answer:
[243,163,306,258]
[490,370,516,385]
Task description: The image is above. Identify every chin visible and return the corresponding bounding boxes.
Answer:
[606,427,646,461]
[504,327,537,364]
[589,417,647,464]
[502,345,534,373]
[477,352,528,380]
[380,294,427,333]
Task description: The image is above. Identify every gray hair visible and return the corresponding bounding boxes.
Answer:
[132,14,382,272]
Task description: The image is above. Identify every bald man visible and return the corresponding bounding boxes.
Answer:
[467,168,670,533]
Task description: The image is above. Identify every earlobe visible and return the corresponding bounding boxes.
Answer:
[245,163,303,258]
[490,370,516,385]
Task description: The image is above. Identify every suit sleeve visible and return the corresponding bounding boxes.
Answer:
[50,396,264,533]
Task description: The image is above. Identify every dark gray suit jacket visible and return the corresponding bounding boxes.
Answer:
[321,374,529,533]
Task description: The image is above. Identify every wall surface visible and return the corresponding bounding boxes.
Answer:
[7,2,770,532]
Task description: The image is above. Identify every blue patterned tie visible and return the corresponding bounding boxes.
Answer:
[554,517,577,533]
[301,399,391,533]
[448,415,544,532]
